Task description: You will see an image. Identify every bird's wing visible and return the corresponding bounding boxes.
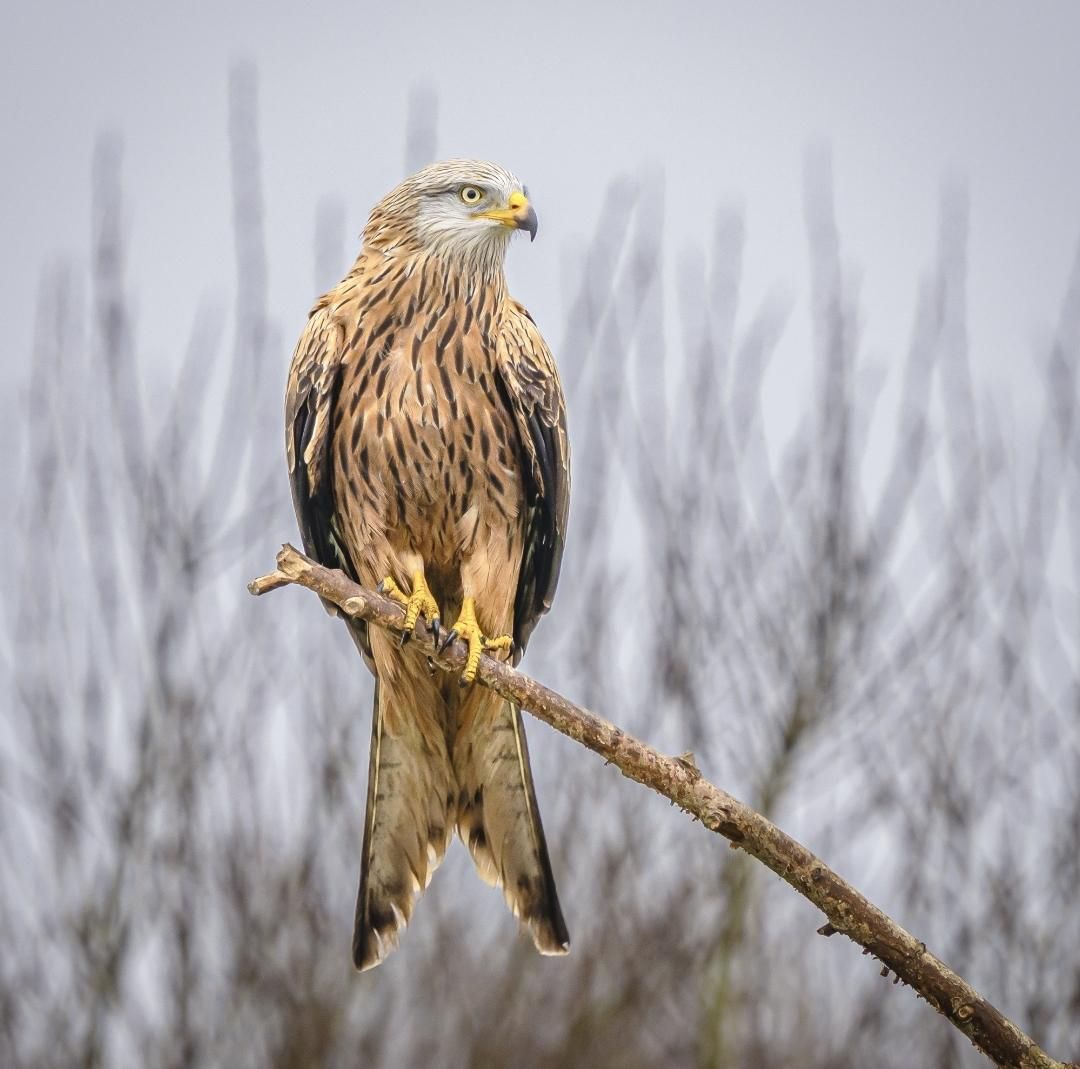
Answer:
[285,291,365,633]
[494,299,570,656]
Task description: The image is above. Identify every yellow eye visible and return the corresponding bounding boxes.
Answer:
[460,186,483,205]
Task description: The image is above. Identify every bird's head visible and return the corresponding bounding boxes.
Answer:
[363,159,537,270]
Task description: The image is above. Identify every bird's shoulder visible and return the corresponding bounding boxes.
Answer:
[284,267,370,480]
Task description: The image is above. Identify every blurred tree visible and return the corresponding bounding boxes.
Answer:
[2,68,1078,1069]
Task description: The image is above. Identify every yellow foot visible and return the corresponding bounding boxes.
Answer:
[442,597,512,684]
[379,571,440,644]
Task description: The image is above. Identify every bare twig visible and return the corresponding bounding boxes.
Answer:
[250,543,1075,1069]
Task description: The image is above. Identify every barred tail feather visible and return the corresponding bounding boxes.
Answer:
[455,696,569,956]
[353,678,455,971]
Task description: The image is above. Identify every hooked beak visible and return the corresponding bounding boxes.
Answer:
[477,190,538,241]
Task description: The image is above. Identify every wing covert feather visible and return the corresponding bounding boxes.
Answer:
[285,295,362,632]
[494,300,570,656]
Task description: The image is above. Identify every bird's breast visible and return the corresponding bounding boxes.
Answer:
[333,311,524,566]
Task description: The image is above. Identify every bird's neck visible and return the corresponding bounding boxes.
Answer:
[354,242,508,306]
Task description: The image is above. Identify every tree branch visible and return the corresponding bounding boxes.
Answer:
[249,543,1074,1069]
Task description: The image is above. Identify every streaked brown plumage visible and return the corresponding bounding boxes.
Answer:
[285,160,570,970]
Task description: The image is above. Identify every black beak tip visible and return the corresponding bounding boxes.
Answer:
[522,207,538,242]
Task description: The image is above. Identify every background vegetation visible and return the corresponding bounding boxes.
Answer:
[4,71,1079,1068]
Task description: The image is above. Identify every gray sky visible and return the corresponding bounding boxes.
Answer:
[3,0,1078,438]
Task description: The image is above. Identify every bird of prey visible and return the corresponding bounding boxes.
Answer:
[285,160,571,971]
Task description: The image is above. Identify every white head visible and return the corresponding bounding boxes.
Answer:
[363,159,537,272]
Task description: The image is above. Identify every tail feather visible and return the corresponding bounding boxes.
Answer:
[353,677,455,971]
[455,696,570,956]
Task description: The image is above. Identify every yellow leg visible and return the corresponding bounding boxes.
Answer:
[380,571,440,639]
[447,597,513,684]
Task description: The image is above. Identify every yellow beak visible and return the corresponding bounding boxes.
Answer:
[477,190,538,241]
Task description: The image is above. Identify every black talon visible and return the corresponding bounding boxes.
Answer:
[399,628,412,648]
[439,629,458,655]
[430,618,441,646]
[377,579,387,594]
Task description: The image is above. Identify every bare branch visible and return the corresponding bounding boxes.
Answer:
[250,543,1075,1069]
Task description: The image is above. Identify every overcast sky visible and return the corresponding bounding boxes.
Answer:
[3,1,1078,453]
